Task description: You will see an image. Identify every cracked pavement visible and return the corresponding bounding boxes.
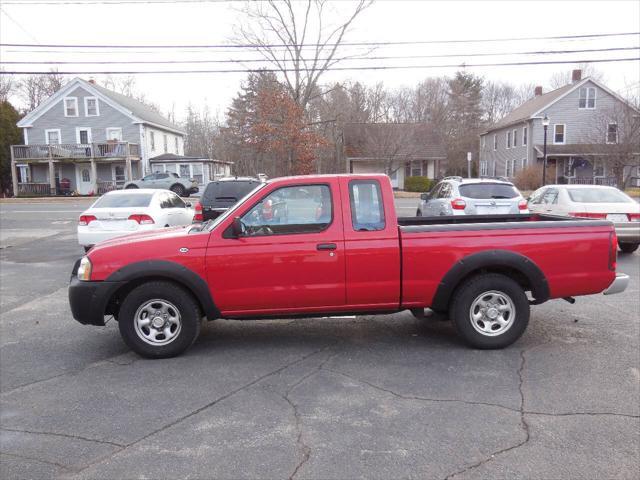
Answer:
[1,200,639,479]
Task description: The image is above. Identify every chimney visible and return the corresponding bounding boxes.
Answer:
[88,78,96,84]
[572,69,582,82]
[534,86,543,96]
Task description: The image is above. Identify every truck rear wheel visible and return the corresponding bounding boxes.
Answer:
[118,281,201,358]
[450,273,529,349]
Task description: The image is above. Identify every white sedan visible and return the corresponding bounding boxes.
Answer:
[528,184,640,253]
[78,189,195,251]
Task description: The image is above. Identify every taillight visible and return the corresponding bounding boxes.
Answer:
[451,198,466,210]
[78,215,97,226]
[609,231,618,272]
[128,214,155,224]
[568,212,607,219]
[628,213,640,222]
[193,202,203,222]
[518,199,528,211]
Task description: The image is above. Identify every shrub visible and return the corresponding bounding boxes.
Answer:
[514,164,557,191]
[404,176,434,192]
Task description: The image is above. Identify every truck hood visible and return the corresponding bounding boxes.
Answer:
[91,225,195,250]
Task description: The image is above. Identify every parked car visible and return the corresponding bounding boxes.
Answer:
[194,177,262,222]
[124,172,198,197]
[69,174,628,358]
[77,189,195,251]
[417,177,528,217]
[527,184,640,253]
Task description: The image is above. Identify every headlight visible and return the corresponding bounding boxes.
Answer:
[77,256,92,281]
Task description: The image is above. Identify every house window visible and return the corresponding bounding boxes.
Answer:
[480,160,488,176]
[482,136,486,149]
[522,158,527,169]
[606,123,618,144]
[593,159,605,177]
[64,97,78,117]
[174,137,179,153]
[179,164,190,178]
[505,159,511,177]
[506,131,511,149]
[150,131,155,151]
[512,159,518,177]
[45,129,61,144]
[84,97,99,116]
[553,124,566,144]
[493,134,497,151]
[163,134,168,153]
[513,129,518,147]
[579,87,596,109]
[523,126,527,146]
[106,128,122,141]
[192,164,203,184]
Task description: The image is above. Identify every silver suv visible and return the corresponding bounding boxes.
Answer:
[124,172,198,197]
[417,177,529,217]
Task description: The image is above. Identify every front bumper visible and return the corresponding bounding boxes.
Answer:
[614,222,640,243]
[68,260,124,325]
[603,273,629,295]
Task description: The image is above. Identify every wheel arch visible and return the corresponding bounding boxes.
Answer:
[104,260,220,321]
[430,250,549,312]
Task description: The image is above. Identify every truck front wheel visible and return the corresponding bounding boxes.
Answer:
[450,273,529,349]
[118,281,201,358]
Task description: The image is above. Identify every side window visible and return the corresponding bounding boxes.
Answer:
[157,173,169,180]
[530,188,546,205]
[349,180,385,232]
[241,184,332,236]
[429,183,442,199]
[541,189,559,205]
[437,183,452,198]
[159,193,173,209]
[170,193,186,208]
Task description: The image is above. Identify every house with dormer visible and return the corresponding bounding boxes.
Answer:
[10,77,186,196]
[479,70,640,187]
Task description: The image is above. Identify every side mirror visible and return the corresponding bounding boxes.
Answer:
[185,202,192,208]
[420,193,430,201]
[231,217,245,237]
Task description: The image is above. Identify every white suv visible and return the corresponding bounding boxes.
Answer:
[417,177,528,217]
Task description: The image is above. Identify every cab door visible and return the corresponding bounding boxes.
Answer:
[206,179,346,316]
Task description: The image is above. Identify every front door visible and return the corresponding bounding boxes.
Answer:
[112,164,126,188]
[76,164,92,195]
[206,180,346,316]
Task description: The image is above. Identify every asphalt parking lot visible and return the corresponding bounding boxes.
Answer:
[1,198,638,479]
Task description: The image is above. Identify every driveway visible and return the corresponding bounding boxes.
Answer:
[0,199,638,479]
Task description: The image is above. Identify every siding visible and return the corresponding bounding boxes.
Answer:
[25,86,139,145]
[479,120,531,179]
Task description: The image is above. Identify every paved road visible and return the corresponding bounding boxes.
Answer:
[0,199,638,479]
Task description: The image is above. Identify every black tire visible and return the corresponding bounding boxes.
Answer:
[170,184,186,196]
[125,184,138,189]
[416,209,422,217]
[449,273,529,349]
[619,243,639,254]
[118,281,201,358]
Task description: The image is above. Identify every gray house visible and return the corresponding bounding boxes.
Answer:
[11,77,186,196]
[479,70,640,187]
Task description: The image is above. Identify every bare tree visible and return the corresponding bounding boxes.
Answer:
[481,81,520,124]
[0,70,15,103]
[549,63,605,89]
[18,70,68,110]
[100,75,161,113]
[236,0,373,111]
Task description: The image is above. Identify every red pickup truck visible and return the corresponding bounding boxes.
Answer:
[69,174,629,358]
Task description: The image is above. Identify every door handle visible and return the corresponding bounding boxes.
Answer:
[316,243,337,251]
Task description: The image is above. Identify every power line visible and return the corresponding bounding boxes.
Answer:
[2,46,638,65]
[2,56,638,75]
[2,32,639,50]
[1,0,236,4]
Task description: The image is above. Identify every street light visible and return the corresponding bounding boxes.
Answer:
[541,114,550,186]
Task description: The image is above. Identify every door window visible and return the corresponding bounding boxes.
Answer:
[541,189,559,205]
[114,165,126,187]
[158,192,173,209]
[81,169,90,182]
[169,193,186,208]
[349,180,385,231]
[437,183,453,198]
[241,184,332,236]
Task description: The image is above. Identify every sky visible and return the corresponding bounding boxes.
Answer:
[1,0,639,122]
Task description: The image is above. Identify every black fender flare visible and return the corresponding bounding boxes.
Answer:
[106,260,220,319]
[430,250,549,312]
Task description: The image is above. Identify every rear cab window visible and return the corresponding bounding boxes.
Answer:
[349,180,385,231]
[459,183,519,199]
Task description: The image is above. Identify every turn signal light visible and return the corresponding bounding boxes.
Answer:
[193,202,203,222]
[628,213,640,222]
[518,199,528,210]
[78,215,97,226]
[128,214,155,224]
[451,198,466,210]
[568,212,607,219]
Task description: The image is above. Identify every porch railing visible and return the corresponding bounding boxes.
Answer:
[11,142,140,161]
[17,182,51,196]
[568,177,617,186]
[97,180,117,195]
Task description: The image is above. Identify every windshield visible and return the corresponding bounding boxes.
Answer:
[206,183,267,231]
[459,183,519,199]
[567,188,633,203]
[92,193,154,208]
